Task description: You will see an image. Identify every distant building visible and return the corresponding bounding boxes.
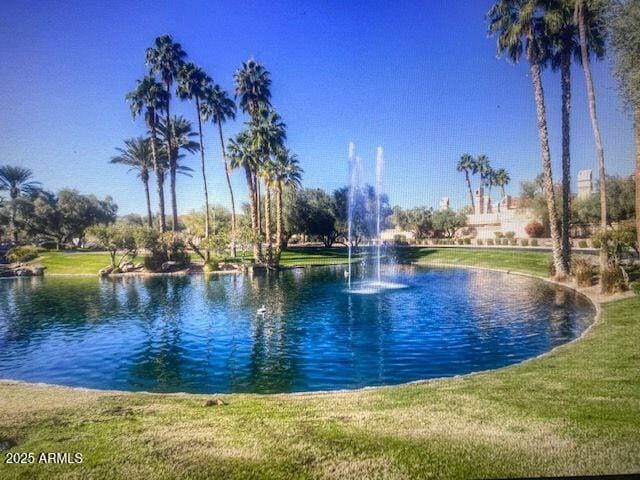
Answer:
[577,169,593,199]
[466,187,538,239]
[439,197,450,211]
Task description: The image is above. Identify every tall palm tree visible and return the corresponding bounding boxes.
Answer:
[110,137,154,227]
[201,84,238,256]
[0,165,40,242]
[234,59,272,118]
[249,109,287,263]
[484,167,498,202]
[475,154,491,192]
[488,0,568,278]
[574,0,609,287]
[273,147,303,255]
[494,168,511,211]
[228,131,262,262]
[546,0,605,273]
[145,35,187,232]
[176,62,213,253]
[157,115,199,232]
[126,75,168,232]
[456,154,476,213]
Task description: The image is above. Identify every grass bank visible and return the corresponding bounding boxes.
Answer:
[28,246,550,276]
[3,249,638,479]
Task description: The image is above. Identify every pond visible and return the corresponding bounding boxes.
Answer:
[0,266,595,394]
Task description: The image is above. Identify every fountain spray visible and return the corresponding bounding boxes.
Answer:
[375,146,384,284]
[347,142,356,287]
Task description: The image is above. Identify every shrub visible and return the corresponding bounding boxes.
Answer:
[521,239,529,247]
[487,239,494,246]
[502,239,509,246]
[456,238,464,245]
[505,231,516,239]
[393,234,408,246]
[631,280,640,296]
[524,221,545,238]
[477,239,484,246]
[572,258,594,287]
[494,231,504,239]
[203,258,220,273]
[509,239,517,246]
[6,246,40,263]
[578,240,588,248]
[531,239,539,247]
[600,265,628,294]
[463,237,471,245]
[591,238,602,249]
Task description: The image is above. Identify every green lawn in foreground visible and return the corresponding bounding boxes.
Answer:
[3,249,638,478]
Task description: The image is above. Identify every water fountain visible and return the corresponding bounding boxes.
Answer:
[346,143,404,294]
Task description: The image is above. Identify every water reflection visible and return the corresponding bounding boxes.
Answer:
[0,267,595,393]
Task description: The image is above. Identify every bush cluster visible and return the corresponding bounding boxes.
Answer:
[600,265,628,294]
[6,246,40,263]
[524,221,545,238]
[571,258,594,287]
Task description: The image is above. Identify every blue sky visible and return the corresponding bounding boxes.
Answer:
[0,0,635,215]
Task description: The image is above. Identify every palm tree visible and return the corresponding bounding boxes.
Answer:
[157,115,199,232]
[272,147,303,255]
[126,75,168,232]
[488,0,568,278]
[574,0,609,288]
[475,154,491,192]
[456,154,476,213]
[145,35,187,232]
[0,165,40,242]
[110,137,154,227]
[484,167,498,203]
[494,168,511,211]
[547,0,605,273]
[176,62,213,253]
[201,84,238,256]
[228,131,262,262]
[249,109,287,263]
[234,59,272,118]
[234,58,272,237]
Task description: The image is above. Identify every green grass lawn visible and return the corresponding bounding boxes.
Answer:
[30,246,551,275]
[4,249,638,478]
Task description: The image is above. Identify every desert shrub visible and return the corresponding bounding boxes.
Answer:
[591,238,601,249]
[509,239,517,246]
[600,265,628,294]
[531,239,539,247]
[456,238,464,245]
[505,231,516,239]
[631,280,640,296]
[502,239,509,246]
[463,237,471,245]
[477,239,484,246]
[6,246,40,263]
[572,258,594,287]
[521,239,529,247]
[578,240,588,248]
[524,221,545,238]
[487,239,494,246]
[494,232,504,239]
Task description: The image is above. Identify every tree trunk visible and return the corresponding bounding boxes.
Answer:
[245,165,261,262]
[275,180,283,255]
[264,184,272,264]
[218,119,237,258]
[577,0,608,288]
[9,195,17,243]
[256,176,262,236]
[465,171,475,214]
[530,61,568,278]
[195,98,211,262]
[560,47,572,273]
[170,167,178,233]
[143,176,153,228]
[148,114,166,233]
[635,108,640,252]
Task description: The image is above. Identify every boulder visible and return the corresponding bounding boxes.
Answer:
[30,264,45,276]
[161,261,179,272]
[134,262,144,270]
[14,267,32,277]
[120,262,135,273]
